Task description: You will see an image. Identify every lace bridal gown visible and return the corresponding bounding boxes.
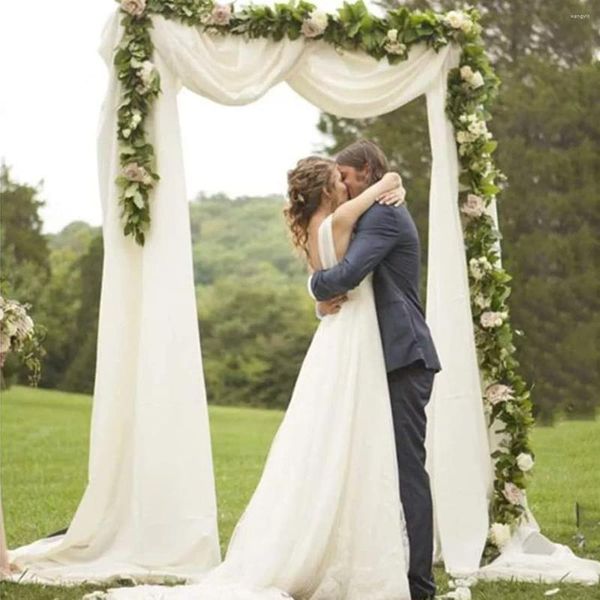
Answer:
[103,216,411,599]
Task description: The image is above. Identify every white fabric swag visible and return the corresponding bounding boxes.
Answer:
[10,11,495,582]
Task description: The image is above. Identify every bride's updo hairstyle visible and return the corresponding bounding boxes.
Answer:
[284,156,336,257]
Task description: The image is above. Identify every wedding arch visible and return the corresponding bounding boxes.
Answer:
[13,0,582,586]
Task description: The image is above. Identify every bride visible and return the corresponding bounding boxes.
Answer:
[104,157,411,599]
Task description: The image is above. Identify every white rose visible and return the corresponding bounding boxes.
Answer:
[470,71,485,88]
[460,18,474,33]
[138,60,156,89]
[468,119,488,137]
[460,65,474,81]
[385,41,407,56]
[490,522,511,548]
[302,10,328,38]
[130,110,143,129]
[0,308,4,321]
[120,0,146,18]
[456,130,476,144]
[517,453,534,472]
[387,28,399,43]
[445,10,466,29]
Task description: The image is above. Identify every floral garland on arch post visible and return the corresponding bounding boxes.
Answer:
[112,0,534,558]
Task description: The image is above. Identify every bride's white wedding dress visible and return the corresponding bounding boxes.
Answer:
[103,216,411,599]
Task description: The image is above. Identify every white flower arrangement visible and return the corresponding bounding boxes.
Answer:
[0,296,44,383]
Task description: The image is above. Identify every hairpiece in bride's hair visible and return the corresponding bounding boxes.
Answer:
[297,193,306,204]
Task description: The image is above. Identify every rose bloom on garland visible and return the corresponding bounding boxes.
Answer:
[485,383,516,405]
[460,193,486,219]
[489,522,511,548]
[203,4,233,26]
[301,10,328,38]
[121,0,146,18]
[460,65,485,89]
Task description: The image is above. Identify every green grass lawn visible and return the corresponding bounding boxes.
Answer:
[1,386,598,599]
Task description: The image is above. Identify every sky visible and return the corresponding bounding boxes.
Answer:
[0,0,382,234]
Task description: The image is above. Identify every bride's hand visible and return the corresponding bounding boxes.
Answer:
[377,183,406,207]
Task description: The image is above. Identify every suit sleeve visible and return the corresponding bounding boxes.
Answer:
[310,205,400,301]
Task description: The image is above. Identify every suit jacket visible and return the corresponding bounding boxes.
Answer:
[310,203,441,373]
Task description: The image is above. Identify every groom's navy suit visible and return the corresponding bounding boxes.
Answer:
[310,203,441,600]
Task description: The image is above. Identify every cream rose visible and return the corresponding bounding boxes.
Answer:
[302,10,328,38]
[385,41,407,56]
[387,29,399,43]
[460,65,474,80]
[121,0,146,18]
[474,294,491,310]
[489,522,511,548]
[517,453,534,472]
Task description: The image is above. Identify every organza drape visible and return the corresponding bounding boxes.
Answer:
[9,11,496,582]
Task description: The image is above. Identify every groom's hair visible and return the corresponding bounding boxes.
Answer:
[335,139,389,185]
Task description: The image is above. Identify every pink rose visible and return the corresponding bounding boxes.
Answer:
[485,383,515,405]
[460,194,485,218]
[122,162,153,186]
[121,0,146,18]
[503,482,524,506]
[209,4,232,26]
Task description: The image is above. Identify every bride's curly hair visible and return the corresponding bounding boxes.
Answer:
[284,156,336,257]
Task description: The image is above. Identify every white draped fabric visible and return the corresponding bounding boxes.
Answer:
[8,9,598,590]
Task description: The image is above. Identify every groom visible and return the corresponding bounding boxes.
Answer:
[309,140,442,600]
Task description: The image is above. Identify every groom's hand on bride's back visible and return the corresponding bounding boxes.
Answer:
[317,294,349,317]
